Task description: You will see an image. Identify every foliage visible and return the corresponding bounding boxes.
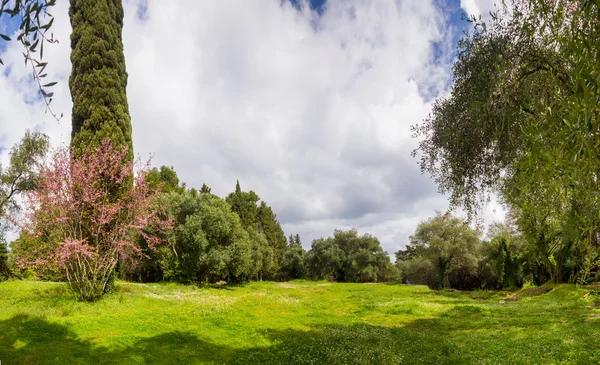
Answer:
[305,229,397,282]
[13,141,169,301]
[257,201,287,276]
[145,165,185,194]
[0,130,49,215]
[411,2,568,216]
[159,190,254,283]
[412,1,600,285]
[0,130,49,280]
[406,212,481,289]
[199,183,211,194]
[226,180,259,230]
[226,180,286,280]
[399,214,532,290]
[0,240,10,280]
[484,222,527,288]
[1,280,600,364]
[280,234,306,280]
[0,0,60,118]
[69,0,132,158]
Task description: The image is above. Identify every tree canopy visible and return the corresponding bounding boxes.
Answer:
[412,1,600,285]
[305,229,397,283]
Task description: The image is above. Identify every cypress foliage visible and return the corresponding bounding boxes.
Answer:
[69,0,132,157]
[0,241,12,280]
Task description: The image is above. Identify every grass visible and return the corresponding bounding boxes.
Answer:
[1,280,600,364]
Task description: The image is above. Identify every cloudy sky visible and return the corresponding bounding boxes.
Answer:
[0,0,503,256]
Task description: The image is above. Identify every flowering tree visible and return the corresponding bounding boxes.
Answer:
[15,140,170,301]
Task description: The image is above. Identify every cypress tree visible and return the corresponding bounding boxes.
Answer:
[200,184,212,194]
[0,241,12,280]
[69,0,132,292]
[69,0,132,157]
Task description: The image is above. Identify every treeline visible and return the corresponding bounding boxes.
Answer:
[395,212,528,290]
[125,168,397,283]
[6,163,397,285]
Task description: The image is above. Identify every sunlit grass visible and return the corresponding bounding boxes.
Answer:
[1,280,599,364]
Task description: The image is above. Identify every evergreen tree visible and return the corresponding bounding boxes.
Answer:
[0,240,11,280]
[226,181,287,280]
[69,0,132,156]
[200,184,212,194]
[281,234,306,280]
[69,0,133,292]
[257,201,287,274]
[226,181,259,230]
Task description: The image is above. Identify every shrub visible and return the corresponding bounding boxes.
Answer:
[14,141,170,301]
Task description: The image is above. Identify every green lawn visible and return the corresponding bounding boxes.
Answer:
[0,280,599,364]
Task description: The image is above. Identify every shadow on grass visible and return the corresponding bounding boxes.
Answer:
[0,314,457,365]
[1,308,598,365]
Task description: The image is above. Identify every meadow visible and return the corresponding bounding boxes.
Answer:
[1,280,599,364]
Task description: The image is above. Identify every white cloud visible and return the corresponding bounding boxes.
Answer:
[0,0,504,255]
[460,0,502,17]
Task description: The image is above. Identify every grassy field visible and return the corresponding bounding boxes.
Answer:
[1,280,599,364]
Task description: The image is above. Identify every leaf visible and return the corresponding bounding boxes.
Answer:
[42,82,57,87]
[30,39,39,52]
[0,34,10,41]
[41,17,54,31]
[0,58,3,65]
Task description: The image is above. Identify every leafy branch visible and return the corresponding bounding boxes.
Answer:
[0,0,61,120]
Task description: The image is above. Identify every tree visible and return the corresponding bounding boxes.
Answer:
[14,141,169,301]
[257,201,287,276]
[0,240,11,280]
[0,130,50,215]
[0,0,60,118]
[199,183,211,194]
[305,229,396,283]
[69,0,132,157]
[226,180,259,230]
[411,3,567,216]
[408,212,481,289]
[281,234,306,280]
[0,130,49,280]
[412,1,600,285]
[226,180,285,280]
[145,166,185,194]
[159,190,253,283]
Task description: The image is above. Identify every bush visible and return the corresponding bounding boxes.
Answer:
[14,141,169,301]
[159,191,254,283]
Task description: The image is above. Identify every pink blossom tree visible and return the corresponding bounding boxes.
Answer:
[14,140,170,301]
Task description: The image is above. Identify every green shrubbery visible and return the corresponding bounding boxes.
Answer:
[396,213,529,290]
[305,229,398,283]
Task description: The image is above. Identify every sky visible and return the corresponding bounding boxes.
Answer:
[0,0,503,257]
